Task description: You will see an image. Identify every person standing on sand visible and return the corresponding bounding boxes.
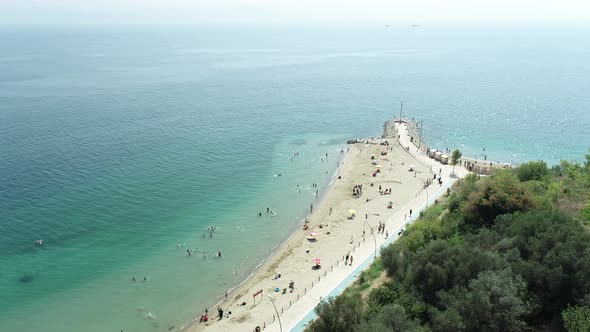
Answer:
[345,253,349,264]
[349,255,353,266]
[310,204,313,213]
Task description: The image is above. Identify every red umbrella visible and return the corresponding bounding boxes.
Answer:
[314,258,321,265]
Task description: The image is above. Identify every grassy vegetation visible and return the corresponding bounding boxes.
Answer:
[308,149,590,332]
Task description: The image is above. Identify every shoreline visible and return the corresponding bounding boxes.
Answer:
[182,148,353,331]
[190,134,436,332]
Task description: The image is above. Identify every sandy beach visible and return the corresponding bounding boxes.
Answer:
[184,121,453,332]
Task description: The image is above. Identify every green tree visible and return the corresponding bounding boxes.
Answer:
[452,149,462,174]
[435,269,533,332]
[495,211,590,321]
[430,307,465,332]
[308,294,364,332]
[463,170,535,227]
[579,199,590,223]
[448,174,479,212]
[399,240,504,303]
[358,304,428,332]
[562,305,590,332]
[516,161,548,182]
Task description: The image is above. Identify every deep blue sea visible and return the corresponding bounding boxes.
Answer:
[1,24,589,332]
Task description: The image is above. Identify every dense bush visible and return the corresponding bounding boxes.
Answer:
[562,305,590,332]
[308,293,364,332]
[517,161,548,181]
[462,170,535,227]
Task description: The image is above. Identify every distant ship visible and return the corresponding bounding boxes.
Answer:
[411,24,420,27]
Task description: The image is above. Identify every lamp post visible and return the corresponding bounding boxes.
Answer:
[418,177,430,208]
[267,294,283,332]
[363,220,377,259]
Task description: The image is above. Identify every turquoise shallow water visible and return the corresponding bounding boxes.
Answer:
[1,24,589,332]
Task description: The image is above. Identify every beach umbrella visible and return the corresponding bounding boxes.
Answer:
[408,165,416,171]
[314,258,321,265]
[348,209,356,215]
[309,232,318,237]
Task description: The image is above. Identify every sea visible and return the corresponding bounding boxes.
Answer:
[1,24,589,332]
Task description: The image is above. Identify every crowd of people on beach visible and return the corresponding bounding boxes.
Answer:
[352,184,363,197]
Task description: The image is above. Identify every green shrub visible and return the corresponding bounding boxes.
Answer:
[563,305,590,332]
[517,161,548,182]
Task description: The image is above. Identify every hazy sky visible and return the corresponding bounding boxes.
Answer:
[1,0,590,24]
